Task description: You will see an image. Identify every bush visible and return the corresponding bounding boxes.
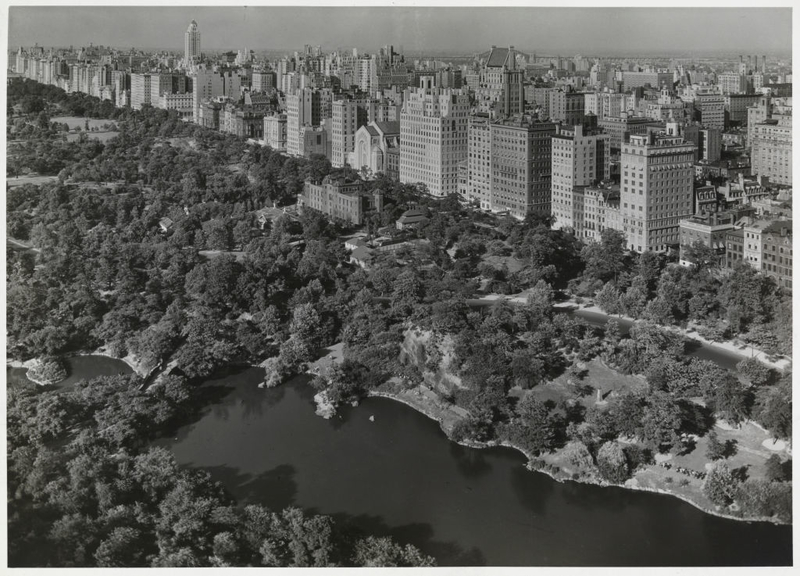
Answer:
[562,440,594,469]
[596,441,630,483]
[736,357,773,387]
[703,463,739,506]
[736,478,792,522]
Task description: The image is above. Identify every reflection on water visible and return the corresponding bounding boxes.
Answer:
[152,369,791,567]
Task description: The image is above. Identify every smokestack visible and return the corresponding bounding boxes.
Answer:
[739,55,743,63]
[762,55,766,73]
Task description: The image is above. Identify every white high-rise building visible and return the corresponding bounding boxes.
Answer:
[551,124,610,236]
[467,115,492,210]
[286,88,321,157]
[399,78,470,197]
[620,133,695,253]
[185,20,201,66]
[331,99,369,168]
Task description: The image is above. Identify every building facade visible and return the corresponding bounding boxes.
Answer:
[489,117,557,218]
[399,78,469,196]
[185,20,201,65]
[620,133,696,252]
[751,118,792,186]
[551,124,610,234]
[299,176,381,226]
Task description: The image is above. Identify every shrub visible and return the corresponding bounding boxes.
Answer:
[736,357,773,387]
[562,440,594,469]
[596,441,630,483]
[703,463,739,506]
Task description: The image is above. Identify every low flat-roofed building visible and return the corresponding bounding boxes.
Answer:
[678,211,737,267]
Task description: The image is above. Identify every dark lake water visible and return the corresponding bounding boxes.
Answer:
[153,367,792,567]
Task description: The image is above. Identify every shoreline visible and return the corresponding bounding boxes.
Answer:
[78,348,151,377]
[366,387,789,527]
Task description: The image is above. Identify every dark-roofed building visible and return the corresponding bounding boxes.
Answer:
[349,245,375,268]
[474,45,524,118]
[396,207,429,230]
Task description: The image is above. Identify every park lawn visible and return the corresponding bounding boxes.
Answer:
[528,357,648,410]
[669,420,784,481]
[52,116,116,130]
[481,252,526,274]
[6,174,58,188]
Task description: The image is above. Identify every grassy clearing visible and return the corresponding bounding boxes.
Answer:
[52,116,116,130]
[481,253,526,274]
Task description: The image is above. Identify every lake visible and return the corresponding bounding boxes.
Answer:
[6,354,133,390]
[154,367,792,567]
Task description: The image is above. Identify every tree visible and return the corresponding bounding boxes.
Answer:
[736,357,773,387]
[581,229,627,284]
[683,240,720,272]
[764,454,787,482]
[712,376,749,425]
[562,440,594,469]
[94,527,151,567]
[703,463,738,506]
[353,536,435,567]
[289,303,323,351]
[506,395,557,455]
[754,378,791,440]
[705,429,725,461]
[596,441,630,483]
[390,269,423,317]
[638,391,682,452]
[595,282,622,315]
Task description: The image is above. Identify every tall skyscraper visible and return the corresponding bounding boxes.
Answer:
[620,133,695,252]
[467,115,492,210]
[399,77,469,197]
[185,20,201,65]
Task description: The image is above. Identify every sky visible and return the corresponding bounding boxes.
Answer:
[7,5,793,56]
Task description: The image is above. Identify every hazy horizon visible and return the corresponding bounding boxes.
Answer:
[9,6,793,57]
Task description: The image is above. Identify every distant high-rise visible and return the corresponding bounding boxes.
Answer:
[185,20,201,65]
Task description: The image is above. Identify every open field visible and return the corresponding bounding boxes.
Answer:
[6,174,58,188]
[52,116,117,130]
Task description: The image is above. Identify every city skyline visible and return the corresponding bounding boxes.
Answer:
[8,6,793,56]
